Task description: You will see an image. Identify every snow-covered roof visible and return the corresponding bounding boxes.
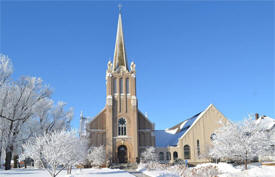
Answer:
[255,116,275,130]
[155,112,201,147]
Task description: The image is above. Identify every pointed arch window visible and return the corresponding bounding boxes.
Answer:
[197,140,200,157]
[119,78,123,94]
[118,118,126,136]
[113,78,117,94]
[126,78,129,94]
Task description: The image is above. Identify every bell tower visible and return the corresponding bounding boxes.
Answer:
[85,10,155,164]
[105,12,139,163]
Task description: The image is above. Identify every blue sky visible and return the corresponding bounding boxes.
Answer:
[0,1,274,130]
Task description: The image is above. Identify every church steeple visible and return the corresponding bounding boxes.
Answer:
[113,13,128,71]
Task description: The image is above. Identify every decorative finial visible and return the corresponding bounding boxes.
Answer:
[130,61,136,72]
[80,111,83,118]
[107,60,112,72]
[118,4,122,13]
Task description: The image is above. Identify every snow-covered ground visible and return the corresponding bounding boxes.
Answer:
[137,163,180,177]
[220,163,275,177]
[0,168,135,177]
[1,163,275,177]
[138,163,275,177]
[142,169,179,177]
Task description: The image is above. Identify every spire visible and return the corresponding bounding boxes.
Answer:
[113,12,128,71]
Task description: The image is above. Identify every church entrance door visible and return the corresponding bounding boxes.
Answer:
[118,145,127,163]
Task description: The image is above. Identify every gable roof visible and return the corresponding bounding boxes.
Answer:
[155,112,202,147]
[155,104,219,148]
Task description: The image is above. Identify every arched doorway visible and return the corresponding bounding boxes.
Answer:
[117,145,127,163]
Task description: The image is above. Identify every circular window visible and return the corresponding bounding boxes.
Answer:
[210,133,216,141]
[119,118,126,125]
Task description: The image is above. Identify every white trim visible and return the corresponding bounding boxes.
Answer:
[106,73,112,77]
[178,104,214,144]
[87,128,106,132]
[106,95,113,106]
[113,136,130,139]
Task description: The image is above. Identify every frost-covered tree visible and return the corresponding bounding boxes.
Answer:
[26,99,73,136]
[0,54,13,86]
[87,145,106,167]
[0,77,51,170]
[17,101,73,168]
[209,117,272,169]
[20,130,86,177]
[140,146,158,163]
[4,100,73,169]
[0,54,74,170]
[64,137,88,174]
[0,117,9,166]
[0,54,13,166]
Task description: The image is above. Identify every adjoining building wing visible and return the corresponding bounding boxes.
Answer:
[154,104,228,165]
[155,112,201,147]
[256,115,275,162]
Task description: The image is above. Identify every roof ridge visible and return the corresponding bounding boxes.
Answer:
[167,111,202,131]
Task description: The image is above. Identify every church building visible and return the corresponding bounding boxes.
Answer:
[80,12,155,163]
[79,12,228,164]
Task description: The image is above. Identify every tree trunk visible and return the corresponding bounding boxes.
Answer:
[244,159,248,170]
[0,149,2,166]
[5,145,13,170]
[5,151,12,170]
[0,136,3,162]
[13,155,18,168]
[67,166,72,174]
[244,151,248,170]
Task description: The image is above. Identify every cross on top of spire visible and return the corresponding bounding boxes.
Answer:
[118,4,122,12]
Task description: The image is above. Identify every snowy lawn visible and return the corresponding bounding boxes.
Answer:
[0,168,135,177]
[137,163,275,177]
[137,164,180,177]
[141,168,180,177]
[220,163,275,177]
